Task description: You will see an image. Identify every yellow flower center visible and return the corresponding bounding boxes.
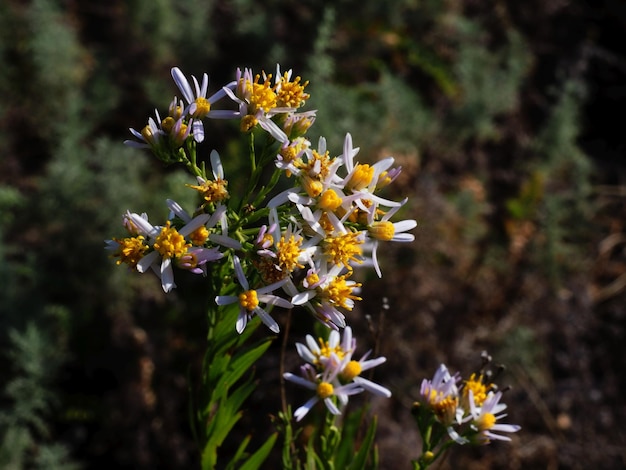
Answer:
[323,275,362,310]
[141,125,158,146]
[368,221,395,241]
[276,235,304,273]
[244,74,277,113]
[240,114,258,133]
[316,381,334,399]
[317,338,346,362]
[347,164,375,191]
[171,122,189,146]
[377,170,393,189]
[318,189,342,212]
[477,412,496,431]
[463,374,492,407]
[154,222,190,259]
[187,179,229,204]
[189,226,209,246]
[276,73,310,108]
[161,116,175,133]
[305,271,320,287]
[428,391,458,424]
[341,360,362,381]
[191,97,211,119]
[239,290,259,311]
[323,232,363,269]
[302,175,323,198]
[112,236,148,268]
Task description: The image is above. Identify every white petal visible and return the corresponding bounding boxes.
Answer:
[292,290,317,305]
[353,377,391,397]
[236,310,248,334]
[210,149,224,179]
[160,257,176,292]
[136,251,159,274]
[254,308,279,333]
[171,67,194,104]
[294,397,319,421]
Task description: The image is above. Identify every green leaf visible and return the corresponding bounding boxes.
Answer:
[238,433,278,470]
[347,416,378,470]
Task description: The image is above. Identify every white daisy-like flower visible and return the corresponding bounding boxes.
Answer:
[124,109,167,151]
[365,198,417,277]
[214,256,292,334]
[222,67,290,143]
[419,363,462,427]
[283,362,363,422]
[126,211,212,292]
[295,327,391,398]
[171,67,239,142]
[466,390,521,444]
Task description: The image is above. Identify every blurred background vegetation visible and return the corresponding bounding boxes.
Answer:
[1,0,625,468]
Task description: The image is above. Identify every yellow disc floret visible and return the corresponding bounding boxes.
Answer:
[323,275,362,310]
[347,164,375,191]
[317,338,346,362]
[112,236,148,268]
[239,290,259,312]
[323,232,364,269]
[341,360,362,381]
[191,97,211,119]
[276,73,310,108]
[186,179,229,204]
[154,222,190,259]
[276,235,304,273]
[318,189,343,212]
[245,74,277,114]
[368,221,395,241]
[189,226,209,246]
[463,374,493,407]
[477,412,496,431]
[316,381,334,399]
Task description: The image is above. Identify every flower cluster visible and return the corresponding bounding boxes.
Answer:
[283,326,390,421]
[108,65,416,334]
[414,363,520,447]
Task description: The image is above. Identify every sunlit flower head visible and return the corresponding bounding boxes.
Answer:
[466,391,521,444]
[125,211,212,292]
[223,67,289,143]
[419,364,461,426]
[171,67,238,142]
[283,362,363,422]
[215,256,292,334]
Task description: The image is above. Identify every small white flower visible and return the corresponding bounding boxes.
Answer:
[127,211,211,292]
[466,390,521,444]
[214,256,292,334]
[171,67,239,142]
[284,363,363,422]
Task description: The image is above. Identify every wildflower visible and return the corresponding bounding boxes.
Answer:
[284,363,363,422]
[215,256,292,334]
[365,199,417,277]
[223,67,289,142]
[105,236,148,269]
[274,66,310,109]
[419,364,461,427]
[465,391,521,444]
[126,211,212,292]
[165,199,241,250]
[295,327,391,398]
[285,326,390,421]
[186,150,230,206]
[171,67,238,142]
[124,110,167,152]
